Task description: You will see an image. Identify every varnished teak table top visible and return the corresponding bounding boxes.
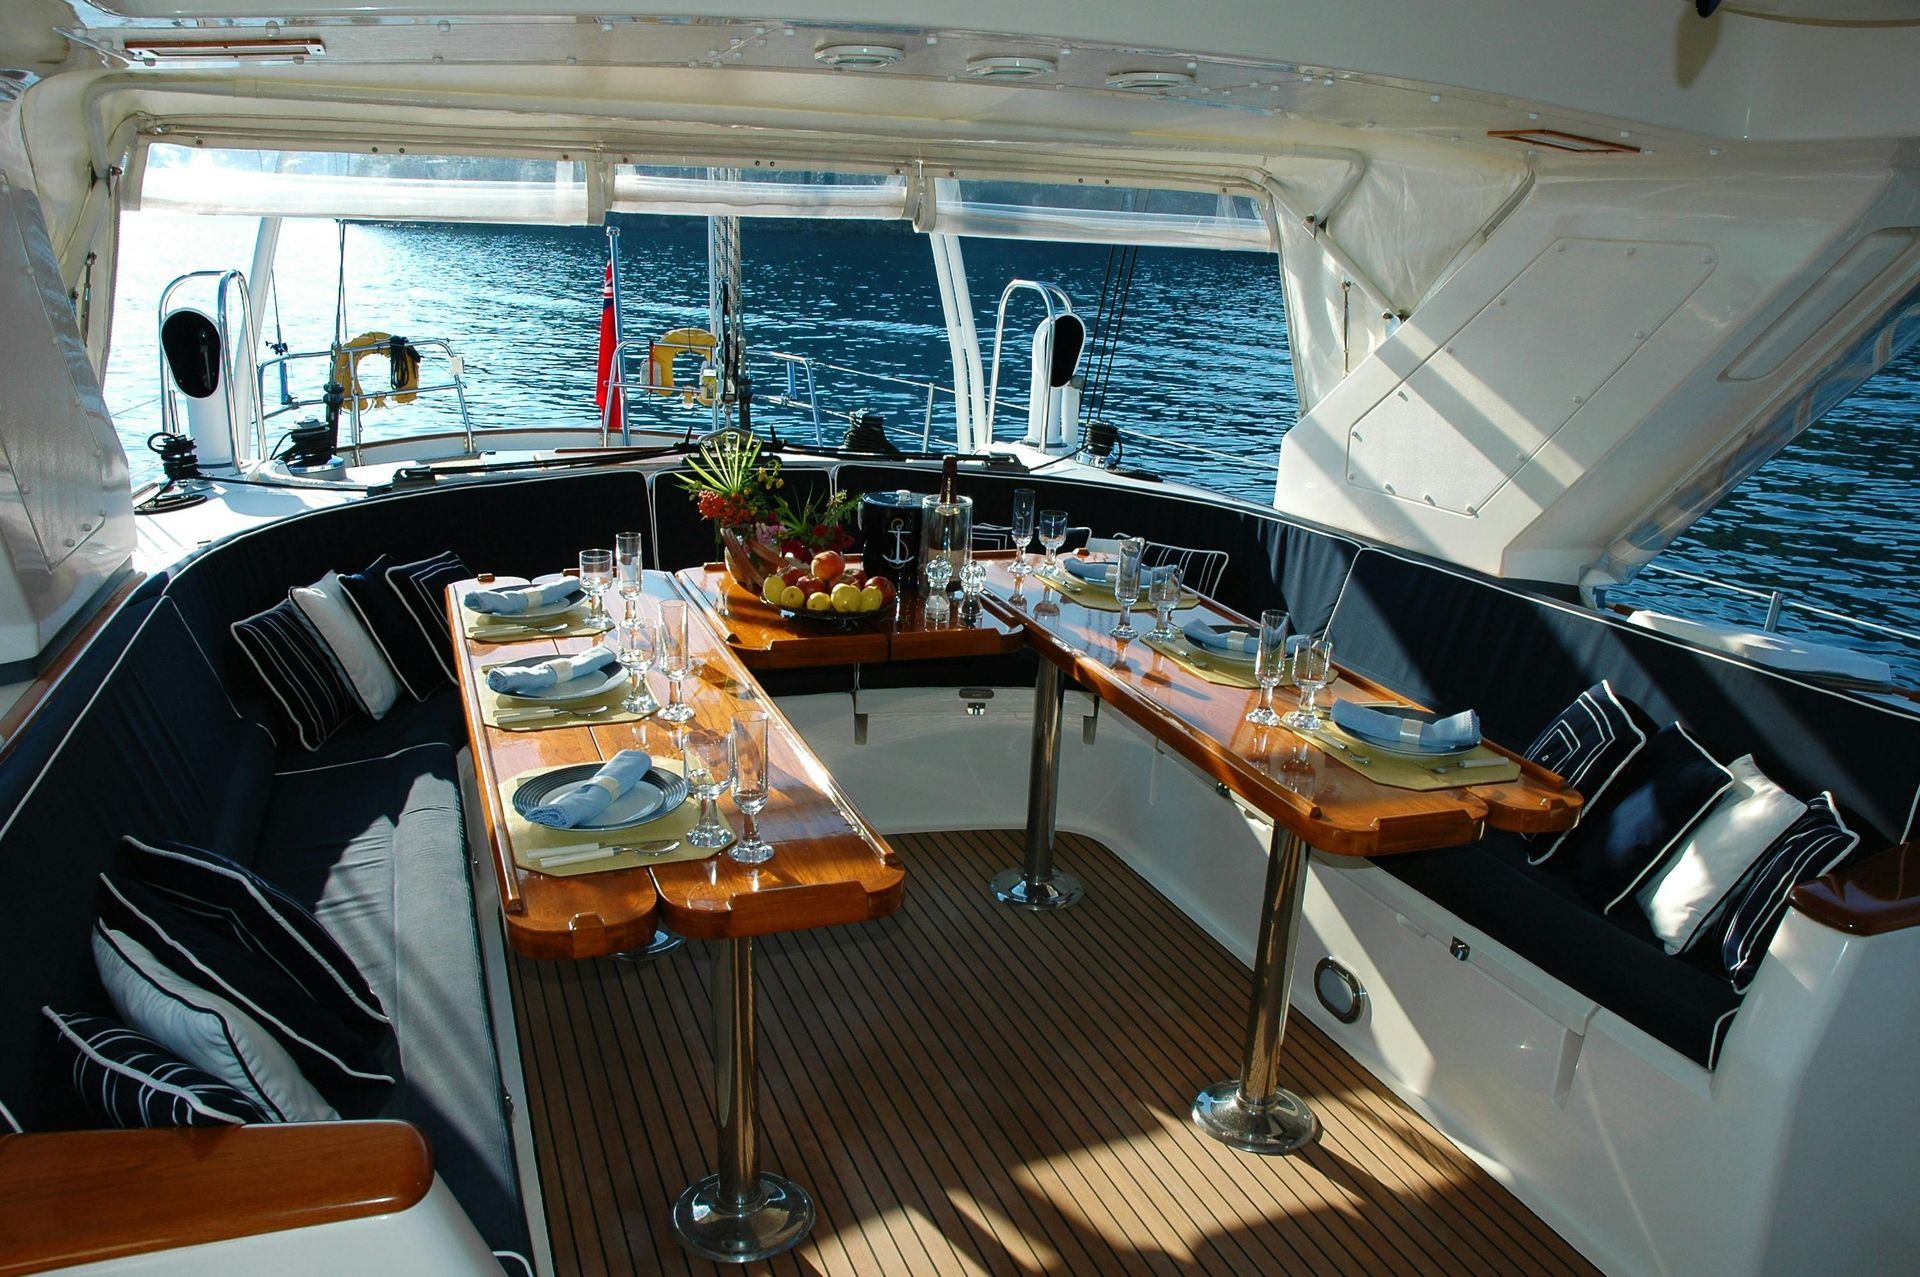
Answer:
[979,555,1581,857]
[449,573,904,960]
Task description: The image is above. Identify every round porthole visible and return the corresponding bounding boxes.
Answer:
[1313,957,1367,1025]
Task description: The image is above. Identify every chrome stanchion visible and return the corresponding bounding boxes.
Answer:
[1192,825,1321,1154]
[671,937,814,1262]
[991,657,1084,909]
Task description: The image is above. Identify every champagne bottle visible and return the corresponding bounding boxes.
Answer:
[938,453,959,504]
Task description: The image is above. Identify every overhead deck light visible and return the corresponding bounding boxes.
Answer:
[1105,69,1194,92]
[1488,128,1639,154]
[124,37,324,64]
[813,43,903,69]
[965,55,1057,80]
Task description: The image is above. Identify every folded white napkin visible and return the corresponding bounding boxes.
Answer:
[1064,558,1176,585]
[487,645,616,695]
[466,578,583,615]
[1182,619,1263,656]
[526,750,653,829]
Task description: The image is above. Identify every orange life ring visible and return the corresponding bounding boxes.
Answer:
[647,328,719,406]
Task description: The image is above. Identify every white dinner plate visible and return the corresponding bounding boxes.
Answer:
[492,663,627,704]
[511,765,688,832]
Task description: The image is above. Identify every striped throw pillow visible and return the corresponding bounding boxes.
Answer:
[231,596,361,750]
[384,551,471,684]
[43,1009,270,1127]
[1720,793,1861,992]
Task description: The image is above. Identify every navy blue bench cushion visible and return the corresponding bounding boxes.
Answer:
[0,598,277,1131]
[251,742,527,1259]
[293,685,466,770]
[1327,549,1920,848]
[1383,832,1742,1067]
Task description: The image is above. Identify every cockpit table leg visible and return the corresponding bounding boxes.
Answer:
[671,936,815,1262]
[1191,825,1321,1155]
[991,657,1085,910]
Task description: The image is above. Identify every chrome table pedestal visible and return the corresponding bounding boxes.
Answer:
[1192,825,1321,1155]
[991,658,1085,910]
[672,937,815,1262]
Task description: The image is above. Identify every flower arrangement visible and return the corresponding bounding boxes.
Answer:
[773,487,860,556]
[675,431,862,592]
[676,430,783,528]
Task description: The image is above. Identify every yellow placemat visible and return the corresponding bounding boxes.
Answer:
[1311,719,1521,791]
[478,661,649,731]
[1033,567,1199,613]
[1141,635,1261,689]
[465,607,606,642]
[497,760,723,876]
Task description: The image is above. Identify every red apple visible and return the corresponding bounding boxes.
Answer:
[811,549,846,581]
[868,575,896,604]
[779,566,807,589]
[844,568,866,589]
[796,575,827,598]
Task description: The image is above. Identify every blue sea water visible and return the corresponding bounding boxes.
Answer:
[103,213,1920,681]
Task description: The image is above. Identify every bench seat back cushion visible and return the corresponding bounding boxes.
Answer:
[0,599,277,1130]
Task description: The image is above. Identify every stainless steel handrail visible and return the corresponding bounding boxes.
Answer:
[1634,561,1920,647]
[156,268,258,465]
[257,335,474,461]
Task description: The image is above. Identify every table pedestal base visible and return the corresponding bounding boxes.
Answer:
[671,1171,815,1264]
[614,928,683,961]
[990,867,1084,910]
[993,657,1085,911]
[1191,1082,1319,1155]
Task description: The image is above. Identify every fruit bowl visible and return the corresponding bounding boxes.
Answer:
[774,598,896,626]
[759,556,899,623]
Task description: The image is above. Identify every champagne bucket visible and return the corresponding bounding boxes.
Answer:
[919,494,974,593]
[860,490,924,593]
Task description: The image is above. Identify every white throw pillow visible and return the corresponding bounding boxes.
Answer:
[291,571,400,719]
[1638,755,1806,954]
[93,924,337,1123]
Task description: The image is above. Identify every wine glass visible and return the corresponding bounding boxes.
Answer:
[1247,609,1292,727]
[1037,509,1068,572]
[682,728,735,850]
[657,599,695,723]
[615,531,644,615]
[1147,567,1183,641]
[1111,536,1144,640]
[1008,488,1037,579]
[1283,631,1334,731]
[614,615,659,717]
[578,548,614,631]
[729,715,774,864]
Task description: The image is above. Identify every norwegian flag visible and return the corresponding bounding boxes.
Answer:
[594,259,623,434]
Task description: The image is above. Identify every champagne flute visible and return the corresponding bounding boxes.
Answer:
[615,531,644,616]
[1283,631,1334,731]
[1037,508,1068,572]
[614,615,659,717]
[1147,567,1183,641]
[579,548,614,631]
[657,599,695,723]
[1111,536,1145,640]
[1246,609,1292,727]
[729,715,774,864]
[683,728,735,849]
[1008,488,1037,578]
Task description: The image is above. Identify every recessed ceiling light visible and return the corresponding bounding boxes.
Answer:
[965,55,1056,80]
[1105,69,1194,92]
[813,43,903,69]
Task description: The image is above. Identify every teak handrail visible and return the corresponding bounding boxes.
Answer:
[1792,840,1920,936]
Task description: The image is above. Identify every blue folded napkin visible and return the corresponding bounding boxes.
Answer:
[1182,619,1262,657]
[1331,700,1481,751]
[526,750,654,829]
[465,578,582,615]
[1063,558,1177,585]
[486,645,616,695]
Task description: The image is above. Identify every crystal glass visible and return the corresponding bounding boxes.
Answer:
[924,555,954,594]
[615,531,644,613]
[614,615,659,716]
[728,715,774,864]
[1111,536,1144,640]
[1283,631,1334,731]
[1037,508,1068,571]
[1147,567,1183,641]
[1008,488,1037,578]
[1247,609,1293,727]
[578,548,614,631]
[920,494,972,594]
[959,559,987,600]
[682,728,734,850]
[657,599,695,723]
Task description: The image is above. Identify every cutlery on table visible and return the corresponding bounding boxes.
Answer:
[526,839,682,868]
[496,704,616,725]
[474,620,572,638]
[1429,756,1511,774]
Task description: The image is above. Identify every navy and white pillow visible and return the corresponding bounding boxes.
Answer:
[1720,793,1861,992]
[1557,723,1735,912]
[99,874,394,1089]
[43,1009,270,1127]
[1523,680,1651,865]
[338,554,442,701]
[290,571,400,720]
[231,597,362,750]
[92,923,337,1123]
[385,551,471,684]
[117,837,388,1034]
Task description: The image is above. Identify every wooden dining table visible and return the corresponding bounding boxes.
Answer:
[447,570,903,1264]
[977,552,1582,1155]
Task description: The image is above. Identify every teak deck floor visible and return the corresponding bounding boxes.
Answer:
[507,829,1598,1276]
